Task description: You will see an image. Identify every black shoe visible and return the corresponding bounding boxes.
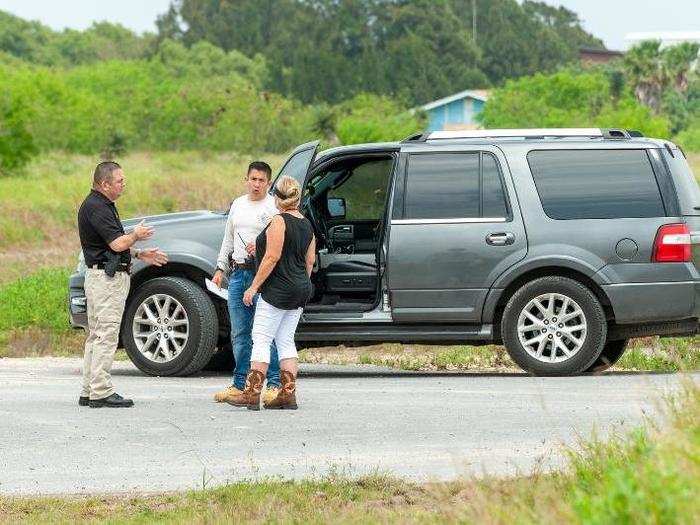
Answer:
[78,396,90,406]
[89,393,134,408]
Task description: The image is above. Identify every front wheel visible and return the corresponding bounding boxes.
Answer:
[122,277,218,376]
[501,276,607,376]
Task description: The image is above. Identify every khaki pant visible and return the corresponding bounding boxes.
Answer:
[81,268,130,400]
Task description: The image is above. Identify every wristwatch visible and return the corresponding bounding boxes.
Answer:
[133,248,142,260]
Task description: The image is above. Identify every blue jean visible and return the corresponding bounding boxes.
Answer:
[228,269,280,389]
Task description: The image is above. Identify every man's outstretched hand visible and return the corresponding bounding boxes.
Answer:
[139,248,168,267]
[133,219,154,241]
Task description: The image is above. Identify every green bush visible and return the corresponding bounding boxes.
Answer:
[675,123,700,152]
[0,88,38,174]
[0,267,71,332]
[481,69,671,138]
[335,93,425,145]
[0,54,316,165]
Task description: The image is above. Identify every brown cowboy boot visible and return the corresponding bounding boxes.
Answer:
[264,370,298,410]
[226,369,265,410]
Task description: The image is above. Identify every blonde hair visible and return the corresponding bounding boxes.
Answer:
[274,175,302,211]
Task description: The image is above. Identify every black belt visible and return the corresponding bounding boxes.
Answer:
[233,261,255,271]
[90,263,131,273]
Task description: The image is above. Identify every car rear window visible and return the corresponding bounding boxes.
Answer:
[527,149,666,220]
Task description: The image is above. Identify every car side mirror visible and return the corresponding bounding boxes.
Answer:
[327,197,346,219]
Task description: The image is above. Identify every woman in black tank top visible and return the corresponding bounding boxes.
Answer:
[255,213,314,309]
[238,175,316,410]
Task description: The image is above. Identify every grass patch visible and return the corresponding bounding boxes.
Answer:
[0,266,82,358]
[563,381,700,524]
[0,151,284,249]
[0,328,83,358]
[299,343,520,372]
[621,336,700,372]
[0,267,71,333]
[300,338,700,373]
[1,382,698,523]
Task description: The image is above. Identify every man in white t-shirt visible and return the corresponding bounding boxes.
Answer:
[211,162,281,404]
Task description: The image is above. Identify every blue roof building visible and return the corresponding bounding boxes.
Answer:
[420,89,489,132]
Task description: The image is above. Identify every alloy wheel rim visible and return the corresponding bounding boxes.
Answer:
[517,293,587,363]
[132,294,189,363]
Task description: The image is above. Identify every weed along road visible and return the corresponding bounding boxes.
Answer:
[0,357,696,496]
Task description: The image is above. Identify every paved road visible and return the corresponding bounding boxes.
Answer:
[0,357,695,496]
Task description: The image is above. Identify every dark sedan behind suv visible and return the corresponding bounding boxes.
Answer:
[69,128,700,376]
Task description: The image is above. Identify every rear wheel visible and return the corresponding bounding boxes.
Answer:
[122,277,218,376]
[501,276,606,376]
[584,339,628,374]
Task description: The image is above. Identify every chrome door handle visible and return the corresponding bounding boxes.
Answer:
[486,232,515,246]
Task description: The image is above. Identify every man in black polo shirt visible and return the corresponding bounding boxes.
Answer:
[78,161,168,408]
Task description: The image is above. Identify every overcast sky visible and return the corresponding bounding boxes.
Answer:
[0,0,698,51]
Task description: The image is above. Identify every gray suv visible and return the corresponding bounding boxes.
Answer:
[68,128,700,376]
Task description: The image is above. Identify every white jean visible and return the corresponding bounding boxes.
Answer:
[251,296,303,364]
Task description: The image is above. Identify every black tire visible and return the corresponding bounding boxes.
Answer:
[584,339,628,374]
[122,277,218,376]
[501,276,607,376]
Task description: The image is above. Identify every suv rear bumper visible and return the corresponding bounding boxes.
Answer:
[602,280,700,324]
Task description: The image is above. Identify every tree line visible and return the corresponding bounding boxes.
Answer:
[158,0,603,105]
[1,0,602,105]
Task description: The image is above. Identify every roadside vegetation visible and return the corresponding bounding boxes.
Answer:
[2,381,697,523]
[300,336,700,374]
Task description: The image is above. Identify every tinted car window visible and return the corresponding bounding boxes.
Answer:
[405,153,509,220]
[528,150,666,219]
[482,153,508,218]
[405,153,480,219]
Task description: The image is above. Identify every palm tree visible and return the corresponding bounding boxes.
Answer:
[663,42,699,94]
[623,40,665,112]
[623,40,699,114]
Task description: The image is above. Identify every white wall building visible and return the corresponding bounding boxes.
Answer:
[624,31,700,50]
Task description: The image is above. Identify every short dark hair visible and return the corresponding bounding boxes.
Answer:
[247,161,272,180]
[93,161,122,186]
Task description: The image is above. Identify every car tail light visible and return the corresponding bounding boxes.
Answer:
[652,223,691,262]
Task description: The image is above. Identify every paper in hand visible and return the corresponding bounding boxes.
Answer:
[205,278,228,301]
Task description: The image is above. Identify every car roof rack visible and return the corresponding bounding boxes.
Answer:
[401,131,431,143]
[403,128,635,142]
